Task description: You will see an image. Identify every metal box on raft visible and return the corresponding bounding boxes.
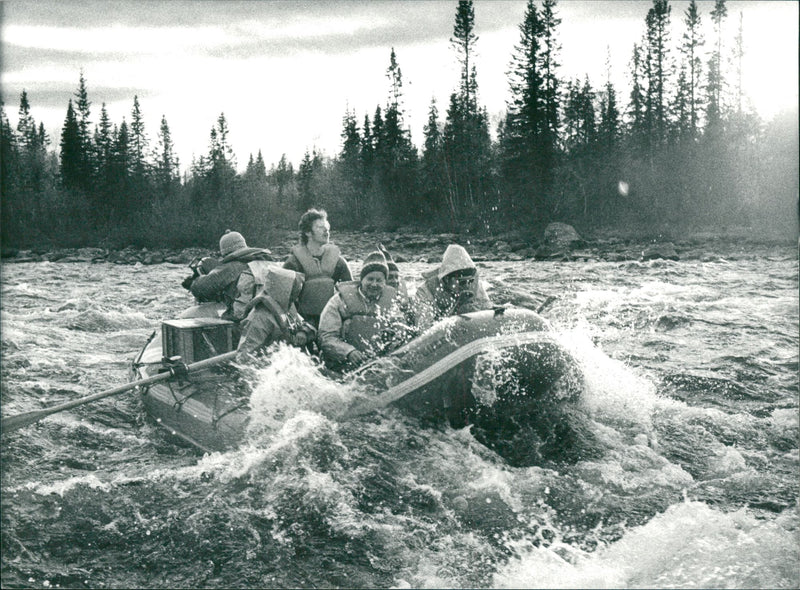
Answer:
[161,318,235,363]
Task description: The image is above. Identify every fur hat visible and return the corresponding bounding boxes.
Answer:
[219,230,247,257]
[360,250,389,279]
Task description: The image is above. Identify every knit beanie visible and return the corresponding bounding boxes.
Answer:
[379,244,399,272]
[219,230,247,257]
[360,250,389,279]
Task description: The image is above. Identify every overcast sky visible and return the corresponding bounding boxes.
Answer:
[2,0,797,173]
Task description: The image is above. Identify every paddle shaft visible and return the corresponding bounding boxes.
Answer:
[1,350,238,435]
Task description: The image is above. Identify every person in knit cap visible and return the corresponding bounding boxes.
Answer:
[378,243,409,297]
[189,230,273,322]
[317,250,404,371]
[413,244,493,331]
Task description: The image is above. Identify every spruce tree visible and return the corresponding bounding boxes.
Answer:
[154,115,180,201]
[73,71,94,193]
[502,0,545,217]
[421,97,447,219]
[59,99,82,192]
[705,0,727,136]
[680,0,704,136]
[644,0,672,148]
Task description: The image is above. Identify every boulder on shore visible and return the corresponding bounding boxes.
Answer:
[641,242,679,261]
[534,223,585,259]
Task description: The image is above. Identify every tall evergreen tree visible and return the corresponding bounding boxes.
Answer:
[112,120,131,219]
[339,107,364,219]
[129,95,149,181]
[502,0,545,217]
[705,0,727,136]
[680,0,704,136]
[73,70,94,192]
[626,43,648,152]
[539,0,561,158]
[59,99,82,191]
[297,149,315,211]
[443,0,493,225]
[598,52,621,150]
[421,97,447,219]
[154,114,180,201]
[644,0,672,147]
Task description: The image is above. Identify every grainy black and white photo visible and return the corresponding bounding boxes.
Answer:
[1,1,797,588]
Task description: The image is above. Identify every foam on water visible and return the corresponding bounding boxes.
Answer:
[491,500,800,589]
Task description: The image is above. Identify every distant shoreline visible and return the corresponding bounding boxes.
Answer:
[1,224,795,267]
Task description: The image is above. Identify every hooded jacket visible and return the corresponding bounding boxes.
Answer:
[413,244,492,331]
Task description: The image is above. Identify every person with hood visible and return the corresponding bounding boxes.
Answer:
[317,250,402,371]
[283,209,353,328]
[188,230,273,322]
[236,267,317,360]
[413,244,493,331]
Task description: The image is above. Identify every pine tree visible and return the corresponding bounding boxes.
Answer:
[705,0,727,136]
[154,114,180,201]
[59,99,82,191]
[73,70,94,192]
[339,107,364,219]
[502,0,546,217]
[112,120,131,219]
[644,0,672,147]
[1,101,21,245]
[129,95,149,182]
[421,97,447,218]
[451,0,478,110]
[680,0,704,136]
[443,0,493,225]
[297,150,315,211]
[539,0,561,162]
[598,51,621,150]
[626,43,648,152]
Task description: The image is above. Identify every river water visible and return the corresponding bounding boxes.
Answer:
[1,242,798,589]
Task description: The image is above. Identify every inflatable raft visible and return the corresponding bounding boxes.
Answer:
[131,306,582,454]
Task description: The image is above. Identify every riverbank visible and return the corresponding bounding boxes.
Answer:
[1,224,795,267]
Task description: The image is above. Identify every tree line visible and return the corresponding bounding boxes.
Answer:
[1,0,796,251]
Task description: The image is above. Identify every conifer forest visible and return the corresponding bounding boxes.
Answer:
[1,0,797,251]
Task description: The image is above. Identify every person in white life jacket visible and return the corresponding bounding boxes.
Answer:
[317,250,403,371]
[414,244,493,331]
[189,230,274,322]
[236,267,317,360]
[283,209,352,329]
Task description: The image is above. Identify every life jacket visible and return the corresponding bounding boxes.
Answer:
[243,267,306,340]
[291,243,341,317]
[245,260,273,293]
[337,281,398,353]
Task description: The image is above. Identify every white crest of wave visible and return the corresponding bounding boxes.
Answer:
[245,344,354,438]
[492,500,800,589]
[556,326,657,431]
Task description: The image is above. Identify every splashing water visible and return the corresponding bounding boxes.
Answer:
[1,247,797,589]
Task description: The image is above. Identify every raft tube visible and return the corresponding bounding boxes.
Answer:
[133,306,580,452]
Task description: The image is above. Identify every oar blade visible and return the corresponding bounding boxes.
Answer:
[1,409,50,434]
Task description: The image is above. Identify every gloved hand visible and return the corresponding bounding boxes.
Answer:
[181,275,196,291]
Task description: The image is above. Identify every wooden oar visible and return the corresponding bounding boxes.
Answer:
[1,350,238,435]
